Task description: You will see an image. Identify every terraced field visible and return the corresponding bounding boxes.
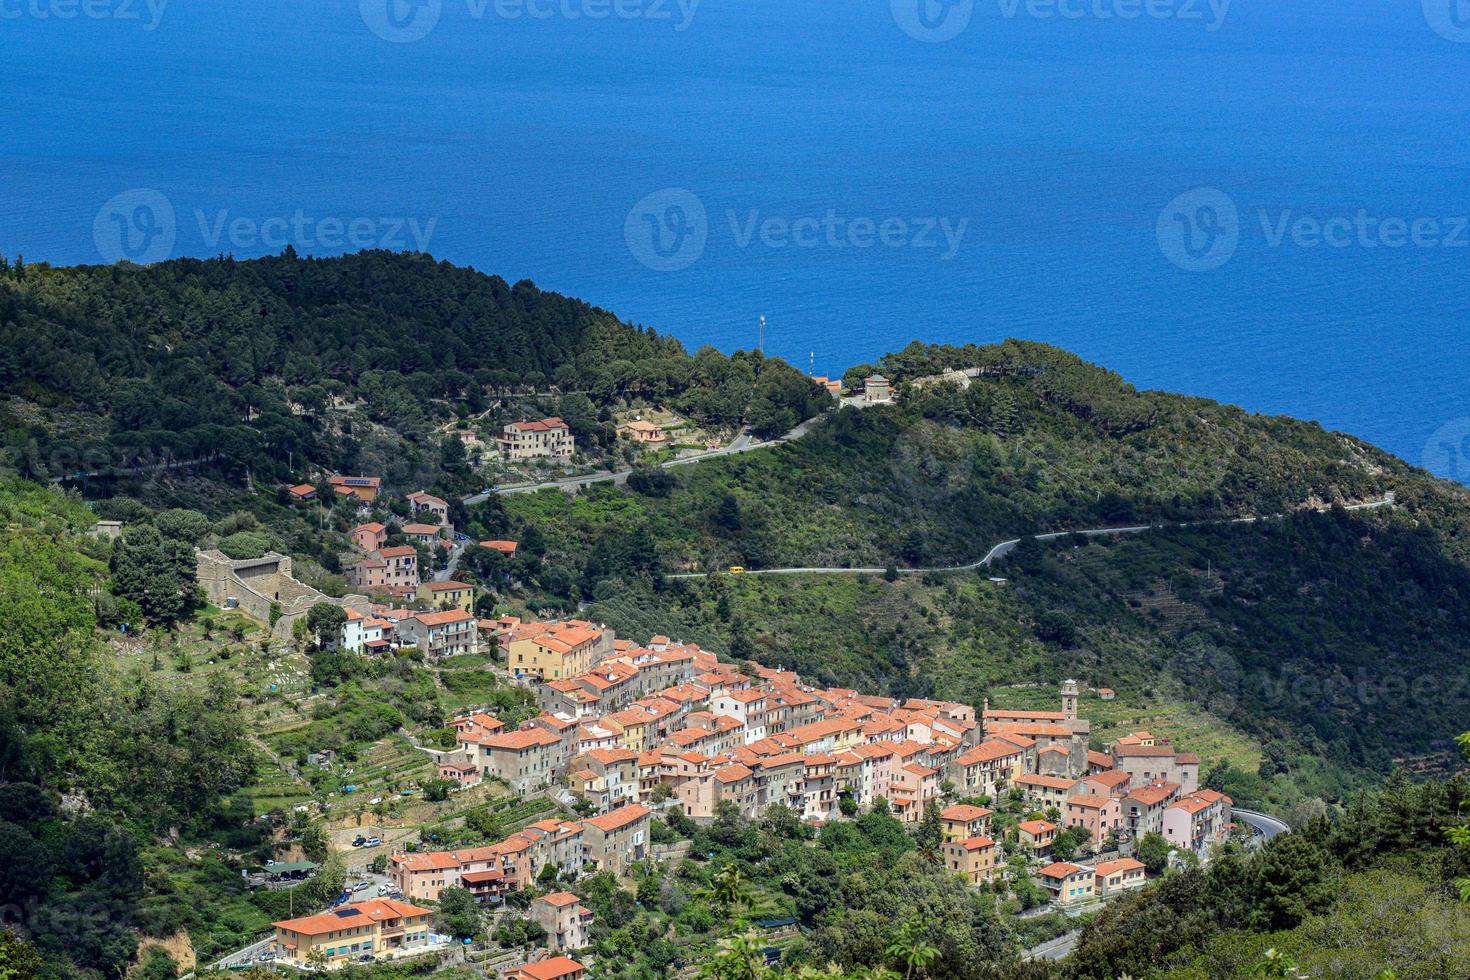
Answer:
[986,685,1262,777]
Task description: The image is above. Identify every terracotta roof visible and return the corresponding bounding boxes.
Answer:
[392,852,459,872]
[481,729,562,751]
[1114,744,1178,758]
[538,891,582,908]
[408,609,475,626]
[1168,790,1227,815]
[988,721,1074,738]
[1018,819,1056,835]
[1066,794,1114,810]
[377,545,417,559]
[512,957,586,980]
[941,804,993,822]
[422,580,472,591]
[951,835,996,851]
[507,417,570,433]
[958,740,1023,765]
[1085,771,1132,790]
[984,708,1068,721]
[274,898,431,936]
[1037,862,1089,880]
[713,764,755,784]
[1093,858,1145,876]
[1016,773,1080,790]
[582,804,651,833]
[1127,782,1181,806]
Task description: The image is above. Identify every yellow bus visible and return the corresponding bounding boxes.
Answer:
[728,566,746,575]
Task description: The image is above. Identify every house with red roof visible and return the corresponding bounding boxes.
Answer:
[271,898,432,966]
[406,490,450,524]
[506,956,587,980]
[351,521,388,552]
[581,804,651,875]
[498,417,575,460]
[1036,862,1095,905]
[1092,857,1147,896]
[1162,789,1233,855]
[396,608,478,657]
[328,474,382,502]
[531,893,594,952]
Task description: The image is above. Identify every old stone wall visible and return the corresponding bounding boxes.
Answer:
[196,550,368,639]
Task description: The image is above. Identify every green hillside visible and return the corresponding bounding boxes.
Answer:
[0,251,829,495]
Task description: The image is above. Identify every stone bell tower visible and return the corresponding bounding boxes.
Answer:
[1060,679,1080,721]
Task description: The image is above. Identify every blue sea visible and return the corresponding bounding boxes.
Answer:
[4,0,1470,479]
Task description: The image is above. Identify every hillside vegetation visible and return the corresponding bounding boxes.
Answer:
[0,251,829,494]
[504,339,1470,573]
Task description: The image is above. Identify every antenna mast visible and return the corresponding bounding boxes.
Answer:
[758,315,765,356]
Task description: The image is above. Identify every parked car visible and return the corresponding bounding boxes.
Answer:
[364,836,382,847]
[352,837,367,847]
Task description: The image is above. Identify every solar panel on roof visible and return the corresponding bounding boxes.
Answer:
[333,909,362,918]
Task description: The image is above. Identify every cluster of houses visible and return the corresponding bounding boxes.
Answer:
[384,622,1230,928]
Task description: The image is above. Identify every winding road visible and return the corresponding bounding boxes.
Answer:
[460,416,823,505]
[666,498,1393,580]
[1232,808,1290,842]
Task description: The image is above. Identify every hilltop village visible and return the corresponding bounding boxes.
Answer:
[250,480,1235,972]
[270,625,1231,969]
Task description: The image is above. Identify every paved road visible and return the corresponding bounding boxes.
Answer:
[668,523,1160,580]
[434,539,466,582]
[1024,930,1082,962]
[461,416,824,505]
[667,497,1394,580]
[1233,808,1290,841]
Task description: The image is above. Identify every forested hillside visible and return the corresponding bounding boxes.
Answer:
[478,341,1470,800]
[4,255,1470,977]
[498,340,1470,574]
[0,480,260,977]
[0,251,829,490]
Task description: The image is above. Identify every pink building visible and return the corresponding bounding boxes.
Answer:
[1063,794,1123,846]
[1162,789,1233,856]
[350,522,388,552]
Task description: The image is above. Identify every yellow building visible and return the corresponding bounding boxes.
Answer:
[272,898,433,966]
[417,580,475,613]
[507,621,608,680]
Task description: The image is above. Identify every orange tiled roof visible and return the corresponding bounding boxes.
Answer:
[512,957,586,980]
[1093,858,1145,876]
[1037,862,1089,880]
[538,891,582,908]
[582,804,651,833]
[274,898,431,936]
[940,804,992,822]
